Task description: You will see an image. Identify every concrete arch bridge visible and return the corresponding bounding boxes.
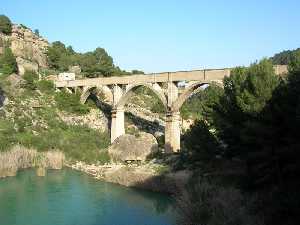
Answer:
[55,65,287,153]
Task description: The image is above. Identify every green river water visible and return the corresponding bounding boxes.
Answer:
[0,169,177,225]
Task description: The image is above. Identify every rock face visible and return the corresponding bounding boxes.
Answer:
[108,132,158,162]
[0,24,49,75]
[58,108,108,132]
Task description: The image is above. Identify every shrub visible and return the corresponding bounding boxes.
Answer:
[176,179,264,225]
[0,47,17,75]
[23,70,39,90]
[20,24,29,30]
[0,15,12,35]
[0,119,17,151]
[132,86,165,113]
[17,125,110,163]
[37,79,54,93]
[55,90,90,115]
[182,120,220,164]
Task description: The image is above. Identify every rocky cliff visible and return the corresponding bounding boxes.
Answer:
[0,24,49,75]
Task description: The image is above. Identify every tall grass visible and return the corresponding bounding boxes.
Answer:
[0,145,65,178]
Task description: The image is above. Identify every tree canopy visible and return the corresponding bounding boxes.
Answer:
[46,42,137,77]
[181,56,300,225]
[271,48,300,65]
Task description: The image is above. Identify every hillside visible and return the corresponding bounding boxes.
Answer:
[0,15,166,164]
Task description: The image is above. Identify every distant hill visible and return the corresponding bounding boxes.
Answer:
[270,48,300,65]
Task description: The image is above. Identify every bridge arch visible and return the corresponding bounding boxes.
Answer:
[115,83,168,110]
[80,86,113,105]
[172,81,222,112]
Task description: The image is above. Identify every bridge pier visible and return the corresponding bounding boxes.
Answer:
[165,111,181,153]
[110,107,125,143]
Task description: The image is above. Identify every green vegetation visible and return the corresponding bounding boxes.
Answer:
[0,46,17,76]
[131,86,165,114]
[0,73,110,163]
[0,119,16,151]
[20,24,29,30]
[179,57,300,225]
[176,179,262,225]
[22,70,39,90]
[0,93,110,163]
[34,29,39,36]
[182,120,219,164]
[46,41,135,77]
[131,70,144,74]
[180,84,223,120]
[0,118,109,163]
[0,15,12,35]
[271,48,300,65]
[36,79,55,93]
[55,90,90,115]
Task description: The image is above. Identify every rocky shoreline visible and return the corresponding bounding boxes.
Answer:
[67,161,191,194]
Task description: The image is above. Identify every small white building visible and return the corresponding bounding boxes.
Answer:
[58,72,75,81]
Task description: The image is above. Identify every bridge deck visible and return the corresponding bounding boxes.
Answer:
[54,65,287,88]
[55,68,231,87]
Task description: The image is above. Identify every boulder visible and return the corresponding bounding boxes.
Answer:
[108,132,158,162]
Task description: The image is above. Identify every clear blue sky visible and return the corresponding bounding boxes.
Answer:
[1,0,300,73]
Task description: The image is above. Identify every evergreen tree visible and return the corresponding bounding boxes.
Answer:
[34,29,39,36]
[213,59,279,157]
[183,120,220,164]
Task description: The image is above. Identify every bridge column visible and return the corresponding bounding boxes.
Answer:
[167,82,178,107]
[165,111,181,153]
[110,107,125,143]
[112,84,123,106]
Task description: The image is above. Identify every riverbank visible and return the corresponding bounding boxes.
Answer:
[0,147,190,194]
[67,161,191,194]
[0,145,64,178]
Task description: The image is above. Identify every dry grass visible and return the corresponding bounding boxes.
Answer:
[44,151,65,169]
[0,145,65,178]
[176,180,264,225]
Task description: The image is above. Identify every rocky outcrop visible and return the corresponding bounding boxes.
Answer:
[0,24,49,75]
[108,132,158,162]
